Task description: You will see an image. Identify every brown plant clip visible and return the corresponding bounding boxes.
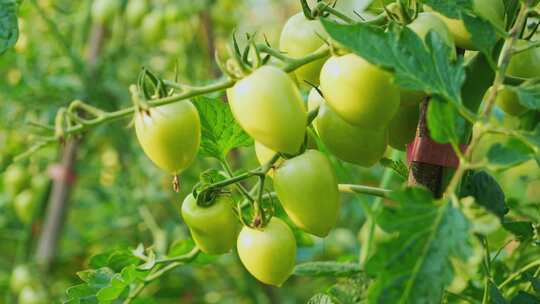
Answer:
[172,175,180,193]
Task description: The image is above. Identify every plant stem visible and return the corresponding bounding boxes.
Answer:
[338,184,391,198]
[498,259,540,290]
[444,0,532,200]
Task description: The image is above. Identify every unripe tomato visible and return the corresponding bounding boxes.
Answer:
[308,89,387,167]
[279,13,328,87]
[320,54,400,128]
[91,0,121,24]
[507,40,540,79]
[388,105,419,151]
[141,11,166,43]
[427,0,505,50]
[227,66,307,154]
[495,86,526,116]
[3,165,29,199]
[10,265,34,293]
[18,286,47,304]
[273,150,340,237]
[407,12,454,47]
[181,194,239,254]
[14,189,36,224]
[237,217,296,286]
[134,101,201,175]
[126,0,148,26]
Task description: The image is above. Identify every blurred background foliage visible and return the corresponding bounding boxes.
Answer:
[0,0,538,303]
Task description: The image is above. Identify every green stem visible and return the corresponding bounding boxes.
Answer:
[314,2,356,24]
[338,184,391,198]
[498,259,540,290]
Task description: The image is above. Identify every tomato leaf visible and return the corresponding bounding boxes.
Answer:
[321,19,466,105]
[460,171,509,218]
[510,83,540,111]
[365,187,472,303]
[489,280,508,304]
[502,220,534,241]
[0,0,18,55]
[193,96,253,161]
[427,96,467,144]
[487,139,535,167]
[294,261,362,277]
[510,291,539,304]
[379,157,408,180]
[419,0,473,17]
[307,293,336,304]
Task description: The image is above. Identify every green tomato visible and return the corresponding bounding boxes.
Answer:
[495,86,526,116]
[3,165,29,199]
[408,12,454,47]
[227,65,307,154]
[308,89,387,167]
[14,189,36,224]
[126,0,148,26]
[237,217,296,286]
[273,150,340,237]
[181,194,239,254]
[134,101,201,175]
[279,12,328,87]
[18,286,47,304]
[320,53,400,128]
[141,11,166,43]
[507,40,540,79]
[91,0,121,24]
[428,0,505,50]
[10,265,34,294]
[388,105,419,151]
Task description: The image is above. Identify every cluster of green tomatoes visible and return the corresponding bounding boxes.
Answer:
[132,0,540,286]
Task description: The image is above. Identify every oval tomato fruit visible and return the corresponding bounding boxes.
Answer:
[320,53,400,128]
[428,0,505,50]
[3,165,29,199]
[181,194,239,254]
[141,11,166,43]
[126,0,149,26]
[308,89,387,167]
[388,105,419,151]
[237,217,296,286]
[507,40,540,79]
[279,13,328,87]
[91,0,121,24]
[134,101,201,175]
[10,265,34,293]
[14,189,36,225]
[273,149,340,237]
[495,86,526,116]
[227,65,307,154]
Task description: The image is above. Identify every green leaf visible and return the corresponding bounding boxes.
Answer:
[487,139,534,166]
[66,268,116,303]
[510,291,539,304]
[0,0,18,54]
[366,187,472,303]
[307,294,336,304]
[511,84,540,111]
[294,261,362,277]
[193,96,253,160]
[420,0,472,18]
[489,280,508,304]
[168,238,215,265]
[523,273,540,295]
[427,97,466,144]
[320,19,465,104]
[460,171,509,218]
[502,220,534,240]
[327,278,370,303]
[379,157,408,180]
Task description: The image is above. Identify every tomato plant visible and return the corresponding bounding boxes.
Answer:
[2,0,540,303]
